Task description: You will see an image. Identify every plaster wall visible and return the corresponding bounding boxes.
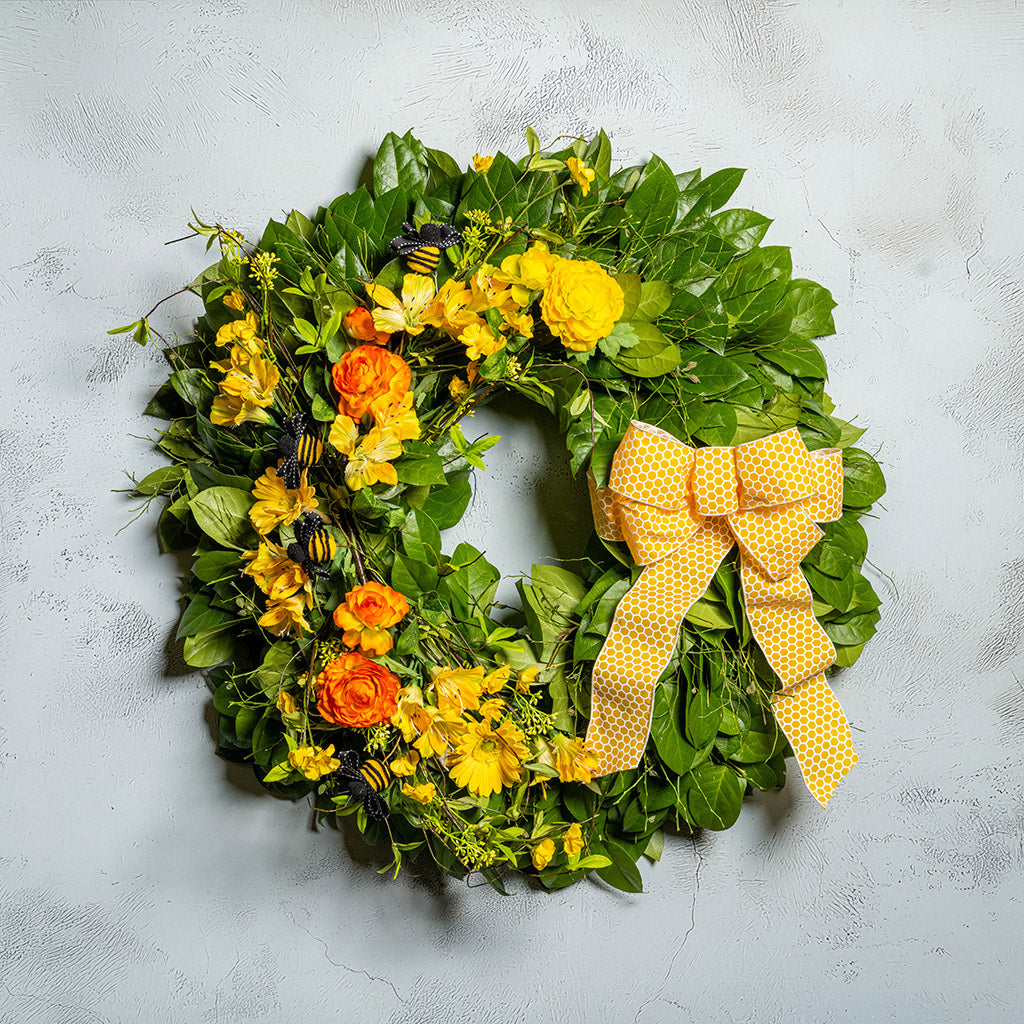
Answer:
[1,2,1022,1021]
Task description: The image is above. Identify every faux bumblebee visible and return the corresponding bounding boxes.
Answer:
[286,511,336,581]
[276,413,323,489]
[390,221,462,274]
[336,750,390,821]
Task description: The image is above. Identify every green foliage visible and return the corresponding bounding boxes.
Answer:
[122,126,885,896]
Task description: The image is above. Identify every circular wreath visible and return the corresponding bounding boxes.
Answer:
[123,129,885,892]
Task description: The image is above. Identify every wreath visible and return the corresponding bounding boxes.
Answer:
[120,129,885,893]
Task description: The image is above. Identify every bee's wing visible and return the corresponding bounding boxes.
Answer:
[362,789,389,821]
[390,236,423,255]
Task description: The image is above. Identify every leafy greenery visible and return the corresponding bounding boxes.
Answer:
[124,128,885,894]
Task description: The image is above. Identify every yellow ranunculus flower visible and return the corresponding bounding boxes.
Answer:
[459,322,505,361]
[472,153,494,172]
[566,157,596,196]
[402,781,437,804]
[540,257,624,353]
[532,838,556,871]
[563,822,584,858]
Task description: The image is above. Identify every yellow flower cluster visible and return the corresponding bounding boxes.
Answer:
[388,663,598,802]
[242,539,313,636]
[209,309,281,426]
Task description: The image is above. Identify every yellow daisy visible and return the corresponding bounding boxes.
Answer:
[249,464,318,535]
[447,718,529,797]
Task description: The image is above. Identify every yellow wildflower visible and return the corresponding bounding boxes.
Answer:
[366,274,435,336]
[412,706,464,759]
[449,375,469,400]
[494,242,559,304]
[566,157,596,196]
[459,322,505,361]
[258,592,312,636]
[223,289,246,311]
[448,718,529,797]
[215,311,261,352]
[374,391,421,442]
[479,697,506,721]
[482,666,511,693]
[423,278,482,339]
[472,153,494,172]
[431,665,486,715]
[532,838,556,871]
[390,750,421,777]
[466,264,518,316]
[210,344,279,426]
[242,540,309,601]
[276,690,297,715]
[288,744,341,781]
[391,685,426,742]
[550,733,600,784]
[516,666,540,693]
[249,464,318,535]
[402,781,437,804]
[328,415,402,490]
[563,822,584,859]
[502,310,534,339]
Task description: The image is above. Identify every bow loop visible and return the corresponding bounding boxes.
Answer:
[735,428,819,509]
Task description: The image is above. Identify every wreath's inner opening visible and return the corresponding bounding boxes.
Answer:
[440,391,592,616]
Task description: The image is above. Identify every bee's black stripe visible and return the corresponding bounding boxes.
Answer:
[360,759,389,793]
[296,434,321,466]
[407,247,440,272]
[308,532,334,564]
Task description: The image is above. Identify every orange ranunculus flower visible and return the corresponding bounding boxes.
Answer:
[344,306,391,345]
[333,582,410,656]
[316,652,400,728]
[540,257,624,353]
[331,345,412,422]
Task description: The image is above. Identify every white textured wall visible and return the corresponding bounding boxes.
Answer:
[2,2,1022,1020]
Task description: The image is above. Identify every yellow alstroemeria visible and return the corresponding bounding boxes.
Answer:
[494,242,559,304]
[502,310,534,339]
[563,822,584,859]
[423,278,483,339]
[478,697,506,721]
[373,390,421,442]
[223,289,246,311]
[366,274,436,336]
[210,345,279,427]
[328,415,403,490]
[242,539,309,600]
[466,264,519,317]
[258,591,312,637]
[430,665,486,715]
[412,707,465,760]
[215,311,262,353]
[472,153,494,172]
[566,157,596,196]
[459,322,505,362]
[550,733,600,784]
[289,744,341,781]
[516,666,540,693]
[389,750,421,777]
[402,781,437,804]
[532,838,556,871]
[391,685,426,742]
[249,464,318,535]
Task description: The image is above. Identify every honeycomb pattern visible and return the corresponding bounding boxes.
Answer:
[586,420,857,805]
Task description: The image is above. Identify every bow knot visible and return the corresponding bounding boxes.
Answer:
[586,421,857,807]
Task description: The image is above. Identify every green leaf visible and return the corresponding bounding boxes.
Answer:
[609,321,681,377]
[842,449,886,508]
[133,465,186,496]
[760,340,827,379]
[685,685,723,747]
[634,280,673,321]
[392,552,438,595]
[183,627,235,668]
[596,321,638,359]
[684,597,733,630]
[686,763,744,830]
[176,594,237,640]
[613,273,641,320]
[372,131,429,197]
[676,350,749,396]
[402,510,442,564]
[623,156,678,239]
[708,208,772,253]
[419,475,472,529]
[651,680,704,775]
[311,393,336,422]
[188,487,256,550]
[732,725,786,763]
[169,369,213,409]
[594,838,644,893]
[394,446,446,486]
[192,549,242,584]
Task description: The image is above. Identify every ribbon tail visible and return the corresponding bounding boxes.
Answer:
[739,553,858,805]
[771,675,858,806]
[586,518,734,776]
